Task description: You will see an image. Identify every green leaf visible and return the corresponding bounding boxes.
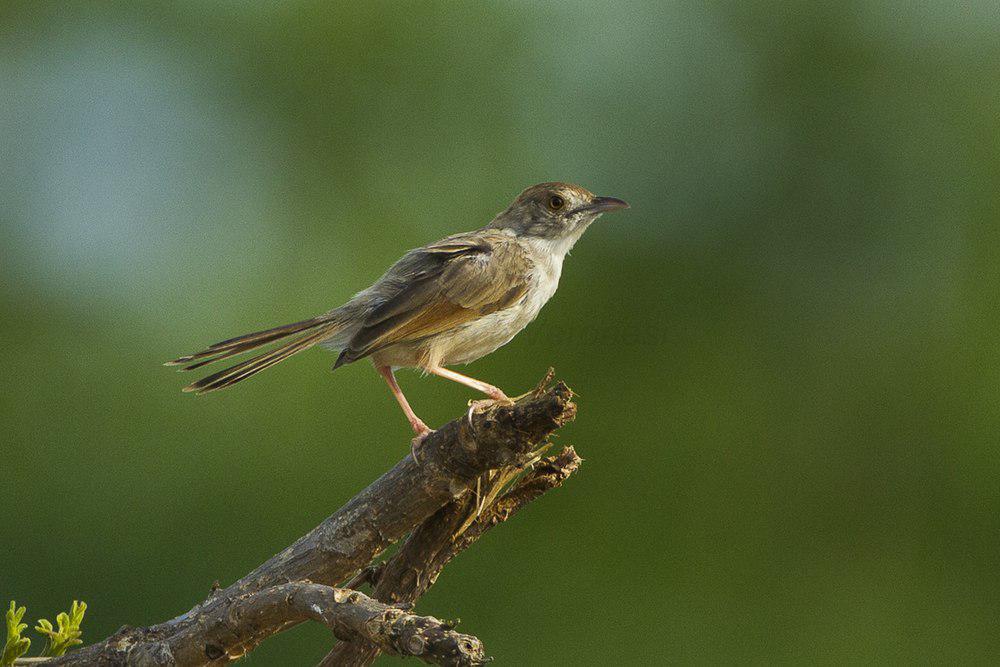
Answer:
[35,600,87,658]
[2,601,31,667]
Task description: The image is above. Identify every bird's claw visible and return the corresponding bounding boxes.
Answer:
[411,429,433,464]
[465,393,516,433]
[487,388,514,405]
[465,398,500,429]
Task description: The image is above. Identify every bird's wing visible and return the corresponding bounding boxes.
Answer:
[336,232,532,365]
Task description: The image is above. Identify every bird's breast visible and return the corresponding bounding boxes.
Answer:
[429,251,562,367]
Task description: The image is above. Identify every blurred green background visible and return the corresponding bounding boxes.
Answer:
[2,1,998,664]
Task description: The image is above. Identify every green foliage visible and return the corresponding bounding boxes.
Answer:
[2,601,87,665]
[35,601,87,658]
[2,602,30,667]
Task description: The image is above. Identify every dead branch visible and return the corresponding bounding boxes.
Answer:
[43,583,484,666]
[47,378,575,665]
[320,446,583,666]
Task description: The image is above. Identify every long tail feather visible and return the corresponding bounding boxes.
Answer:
[181,323,339,394]
[166,316,342,394]
[164,317,327,367]
[178,339,273,371]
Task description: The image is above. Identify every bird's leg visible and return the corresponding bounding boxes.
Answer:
[426,366,510,401]
[426,366,514,429]
[376,365,431,462]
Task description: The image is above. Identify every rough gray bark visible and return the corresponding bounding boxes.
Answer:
[320,445,583,666]
[44,583,484,666]
[48,380,576,666]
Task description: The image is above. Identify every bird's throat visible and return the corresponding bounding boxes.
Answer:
[523,226,588,262]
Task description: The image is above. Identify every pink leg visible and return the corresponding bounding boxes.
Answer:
[426,366,509,401]
[376,365,431,436]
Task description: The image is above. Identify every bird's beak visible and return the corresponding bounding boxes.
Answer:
[585,196,630,213]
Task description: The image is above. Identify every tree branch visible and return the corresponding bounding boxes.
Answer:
[44,583,485,666]
[320,446,583,666]
[49,378,575,665]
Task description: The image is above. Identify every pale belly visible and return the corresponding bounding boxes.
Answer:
[433,300,541,365]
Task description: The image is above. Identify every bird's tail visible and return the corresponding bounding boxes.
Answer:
[165,316,344,394]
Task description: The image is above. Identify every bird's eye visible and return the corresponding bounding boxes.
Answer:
[548,195,565,211]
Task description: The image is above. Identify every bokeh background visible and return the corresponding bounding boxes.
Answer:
[2,1,999,663]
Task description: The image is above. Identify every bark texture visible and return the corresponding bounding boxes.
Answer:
[46,379,576,666]
[321,446,582,666]
[48,584,484,666]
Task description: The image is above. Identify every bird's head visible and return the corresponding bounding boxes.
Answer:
[488,182,629,254]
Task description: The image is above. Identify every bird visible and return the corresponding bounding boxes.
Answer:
[166,182,628,452]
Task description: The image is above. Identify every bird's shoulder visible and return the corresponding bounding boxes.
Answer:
[385,229,532,282]
[422,229,527,258]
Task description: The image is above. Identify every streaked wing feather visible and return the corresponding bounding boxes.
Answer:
[341,232,531,362]
[439,250,529,311]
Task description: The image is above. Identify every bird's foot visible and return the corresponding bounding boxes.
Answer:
[410,428,433,464]
[466,399,490,427]
[466,393,515,429]
[484,387,513,404]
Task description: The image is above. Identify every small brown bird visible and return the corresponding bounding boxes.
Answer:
[167,182,628,450]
